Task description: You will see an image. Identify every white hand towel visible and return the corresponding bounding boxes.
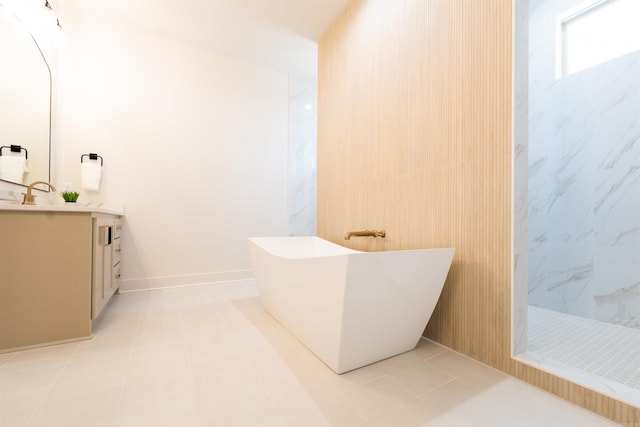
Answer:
[0,156,26,183]
[81,162,102,191]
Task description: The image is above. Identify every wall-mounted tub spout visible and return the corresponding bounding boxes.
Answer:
[344,230,386,240]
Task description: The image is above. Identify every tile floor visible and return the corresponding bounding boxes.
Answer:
[528,305,640,390]
[524,306,640,408]
[0,280,621,427]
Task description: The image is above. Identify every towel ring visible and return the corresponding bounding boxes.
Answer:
[81,153,103,166]
[0,145,28,159]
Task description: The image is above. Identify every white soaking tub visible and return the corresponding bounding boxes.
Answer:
[248,236,455,374]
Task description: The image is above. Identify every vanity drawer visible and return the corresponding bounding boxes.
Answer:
[113,262,121,283]
[114,219,123,239]
[113,239,122,265]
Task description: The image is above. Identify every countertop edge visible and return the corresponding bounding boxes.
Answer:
[0,205,125,215]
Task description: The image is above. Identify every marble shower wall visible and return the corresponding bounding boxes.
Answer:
[288,78,317,236]
[527,0,640,329]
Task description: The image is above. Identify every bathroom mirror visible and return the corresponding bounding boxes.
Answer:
[0,4,51,189]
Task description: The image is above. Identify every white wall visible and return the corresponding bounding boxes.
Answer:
[51,6,289,290]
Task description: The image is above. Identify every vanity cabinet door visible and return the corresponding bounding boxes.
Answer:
[113,218,122,289]
[92,216,114,319]
[0,210,93,351]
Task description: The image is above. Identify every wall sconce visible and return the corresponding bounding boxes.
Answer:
[0,0,63,46]
[44,0,62,30]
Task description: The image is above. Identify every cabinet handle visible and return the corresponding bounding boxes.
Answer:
[99,225,112,246]
[115,225,122,231]
[115,249,121,253]
[115,274,121,279]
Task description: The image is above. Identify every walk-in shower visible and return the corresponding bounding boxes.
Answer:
[513,0,640,408]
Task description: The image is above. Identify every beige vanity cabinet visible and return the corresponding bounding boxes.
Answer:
[0,208,123,352]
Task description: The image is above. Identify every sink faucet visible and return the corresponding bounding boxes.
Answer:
[21,181,57,205]
[344,230,386,240]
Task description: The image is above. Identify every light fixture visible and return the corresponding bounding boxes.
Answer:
[43,0,61,30]
[0,0,63,45]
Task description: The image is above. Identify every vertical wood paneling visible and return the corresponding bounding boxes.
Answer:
[317,0,640,423]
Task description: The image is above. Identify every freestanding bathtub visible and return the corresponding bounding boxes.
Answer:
[248,236,455,374]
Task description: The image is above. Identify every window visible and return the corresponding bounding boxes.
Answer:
[561,0,640,76]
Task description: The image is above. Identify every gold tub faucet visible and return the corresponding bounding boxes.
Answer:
[21,181,57,205]
[344,230,386,240]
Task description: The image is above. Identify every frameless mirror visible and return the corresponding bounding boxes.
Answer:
[0,4,51,189]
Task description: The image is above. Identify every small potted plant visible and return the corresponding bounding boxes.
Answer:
[61,191,80,203]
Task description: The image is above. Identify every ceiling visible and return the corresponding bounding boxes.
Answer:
[66,0,351,81]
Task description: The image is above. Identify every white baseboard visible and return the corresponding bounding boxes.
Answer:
[119,269,254,292]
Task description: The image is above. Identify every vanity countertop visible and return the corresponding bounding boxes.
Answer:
[0,204,124,216]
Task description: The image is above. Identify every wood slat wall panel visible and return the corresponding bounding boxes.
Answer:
[317,0,640,423]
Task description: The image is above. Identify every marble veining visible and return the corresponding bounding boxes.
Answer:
[525,0,640,329]
[594,282,640,328]
[288,77,317,236]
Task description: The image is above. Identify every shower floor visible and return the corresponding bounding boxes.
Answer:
[524,305,640,407]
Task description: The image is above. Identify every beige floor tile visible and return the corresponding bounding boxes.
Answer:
[175,283,222,308]
[206,282,243,302]
[427,350,508,391]
[260,361,365,427]
[27,387,120,427]
[191,350,259,394]
[0,352,15,367]
[231,325,281,356]
[249,415,288,427]
[475,376,620,426]
[342,376,443,426]
[354,414,460,427]
[114,388,200,427]
[221,304,259,333]
[96,299,145,325]
[192,353,268,421]
[0,282,628,427]
[125,353,192,385]
[375,351,455,396]
[0,365,63,400]
[311,358,385,395]
[419,379,532,427]
[0,387,50,427]
[222,280,261,300]
[412,338,450,361]
[195,380,279,427]
[185,336,243,369]
[180,303,228,329]
[0,405,35,427]
[0,342,78,373]
[58,343,130,382]
[90,313,140,345]
[242,332,302,375]
[44,373,123,405]
[135,310,183,333]
[119,369,194,404]
[257,368,338,427]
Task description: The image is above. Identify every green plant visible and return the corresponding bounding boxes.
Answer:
[61,191,80,202]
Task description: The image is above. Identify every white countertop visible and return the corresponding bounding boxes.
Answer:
[0,203,124,216]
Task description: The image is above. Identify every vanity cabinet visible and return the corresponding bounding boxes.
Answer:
[0,208,123,352]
